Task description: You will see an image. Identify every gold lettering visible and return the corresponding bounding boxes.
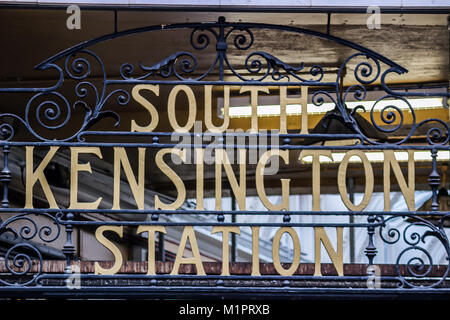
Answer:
[94,225,123,275]
[204,85,230,133]
[215,149,246,211]
[168,85,196,133]
[154,148,187,210]
[279,86,309,134]
[314,227,344,276]
[338,150,374,211]
[383,150,415,211]
[211,226,240,276]
[256,149,290,211]
[195,148,205,210]
[299,150,333,211]
[137,225,166,275]
[239,86,270,133]
[69,147,103,209]
[251,226,261,276]
[131,84,159,132]
[171,226,205,275]
[25,146,59,209]
[272,227,301,276]
[112,147,146,210]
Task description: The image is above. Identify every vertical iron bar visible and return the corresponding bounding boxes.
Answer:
[114,9,118,34]
[217,179,226,223]
[365,215,377,267]
[231,194,236,263]
[429,148,441,211]
[347,177,355,264]
[217,16,226,82]
[327,13,331,35]
[1,144,11,208]
[158,232,166,262]
[63,213,76,272]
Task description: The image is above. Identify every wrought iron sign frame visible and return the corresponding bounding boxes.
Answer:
[0,16,448,299]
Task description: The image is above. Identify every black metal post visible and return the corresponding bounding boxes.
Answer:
[217,16,226,81]
[114,9,118,34]
[0,144,11,208]
[429,149,441,211]
[365,215,377,267]
[327,13,331,35]
[62,212,76,272]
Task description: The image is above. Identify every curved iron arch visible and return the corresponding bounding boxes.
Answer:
[35,18,408,73]
[0,17,447,145]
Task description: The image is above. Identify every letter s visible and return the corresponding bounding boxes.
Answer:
[131,85,160,132]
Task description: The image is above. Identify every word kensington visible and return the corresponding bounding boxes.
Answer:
[25,146,415,213]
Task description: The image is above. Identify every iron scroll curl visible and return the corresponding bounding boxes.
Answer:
[0,212,63,286]
[378,214,450,288]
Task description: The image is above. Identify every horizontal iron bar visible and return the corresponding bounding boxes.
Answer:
[0,4,449,14]
[0,80,336,92]
[0,141,448,150]
[78,131,362,139]
[105,79,336,86]
[0,286,449,299]
[36,273,400,282]
[1,208,448,216]
[62,221,380,228]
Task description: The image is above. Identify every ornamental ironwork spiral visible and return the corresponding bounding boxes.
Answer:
[225,27,254,51]
[0,123,14,142]
[190,27,218,51]
[0,243,43,286]
[0,212,63,286]
[311,91,338,111]
[379,214,450,288]
[0,212,63,243]
[416,119,450,146]
[4,49,132,141]
[1,19,446,144]
[26,91,72,133]
[343,84,367,105]
[369,95,412,134]
[379,216,402,245]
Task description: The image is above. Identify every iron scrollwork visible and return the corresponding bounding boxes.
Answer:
[378,214,450,288]
[0,17,447,295]
[0,212,63,286]
[0,18,446,144]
